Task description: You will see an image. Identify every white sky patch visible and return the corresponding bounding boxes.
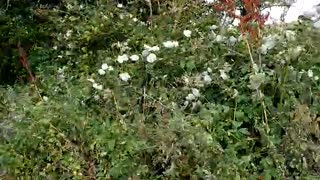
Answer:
[284,0,320,22]
[229,0,320,26]
[262,6,288,25]
[266,0,320,24]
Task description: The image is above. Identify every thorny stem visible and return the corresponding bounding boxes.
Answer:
[245,38,269,132]
[245,39,256,69]
[146,0,153,26]
[17,41,43,102]
[173,1,183,31]
[214,0,270,132]
[111,90,127,130]
[26,68,44,102]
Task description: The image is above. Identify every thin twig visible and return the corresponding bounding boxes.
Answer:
[17,41,43,102]
[5,0,10,11]
[146,0,153,26]
[110,90,127,130]
[245,39,269,132]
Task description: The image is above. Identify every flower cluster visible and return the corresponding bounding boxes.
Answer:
[98,63,113,75]
[183,88,202,110]
[86,28,195,91]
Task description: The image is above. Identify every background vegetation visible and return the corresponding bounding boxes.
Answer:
[1,0,320,179]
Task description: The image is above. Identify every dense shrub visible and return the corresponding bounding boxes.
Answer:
[1,0,320,179]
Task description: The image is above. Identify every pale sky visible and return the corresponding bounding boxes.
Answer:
[212,0,320,26]
[267,0,320,24]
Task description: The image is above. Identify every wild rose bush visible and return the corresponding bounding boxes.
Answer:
[1,0,320,179]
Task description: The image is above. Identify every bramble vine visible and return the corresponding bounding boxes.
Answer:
[17,41,43,101]
[214,0,270,131]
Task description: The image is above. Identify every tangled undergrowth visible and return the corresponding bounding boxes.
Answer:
[1,0,320,179]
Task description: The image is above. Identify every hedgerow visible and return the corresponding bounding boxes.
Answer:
[1,0,320,179]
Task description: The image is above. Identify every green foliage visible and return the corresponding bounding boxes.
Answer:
[1,0,320,179]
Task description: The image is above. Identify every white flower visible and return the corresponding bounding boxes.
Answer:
[183,30,192,37]
[94,95,100,100]
[220,70,229,80]
[260,35,277,54]
[117,4,123,8]
[65,30,72,38]
[260,45,268,55]
[308,69,313,78]
[290,46,304,60]
[183,100,189,106]
[133,17,138,22]
[87,78,95,83]
[117,54,129,63]
[43,96,49,102]
[98,69,106,75]
[228,36,237,45]
[204,0,216,4]
[202,71,209,76]
[146,53,157,63]
[183,76,190,84]
[101,63,109,70]
[119,72,131,82]
[251,63,259,73]
[207,67,212,73]
[315,76,319,81]
[93,83,103,90]
[142,50,150,57]
[233,89,239,98]
[172,41,179,47]
[163,41,179,48]
[192,88,200,97]
[186,93,196,101]
[285,30,296,41]
[215,35,225,42]
[203,74,212,83]
[144,44,151,49]
[58,67,65,74]
[149,46,160,51]
[108,66,114,71]
[130,54,140,61]
[238,34,244,41]
[144,44,160,52]
[209,25,218,30]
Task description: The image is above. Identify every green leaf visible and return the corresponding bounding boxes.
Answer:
[263,170,272,180]
[249,73,266,90]
[186,60,196,71]
[239,128,250,135]
[180,60,186,69]
[232,121,242,128]
[108,139,116,151]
